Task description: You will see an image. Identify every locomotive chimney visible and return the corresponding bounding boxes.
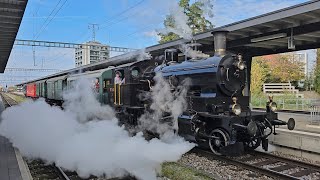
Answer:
[212,30,228,56]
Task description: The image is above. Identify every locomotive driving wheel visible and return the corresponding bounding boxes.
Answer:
[244,138,261,150]
[209,129,230,155]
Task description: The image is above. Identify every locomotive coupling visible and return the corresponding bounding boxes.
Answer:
[270,118,295,130]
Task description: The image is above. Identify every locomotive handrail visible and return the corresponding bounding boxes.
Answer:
[118,84,121,105]
[114,84,121,105]
[114,84,116,104]
[113,84,122,105]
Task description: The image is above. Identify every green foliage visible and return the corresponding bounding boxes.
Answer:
[314,49,320,93]
[159,0,214,43]
[188,1,213,34]
[314,66,320,93]
[250,54,306,98]
[317,48,320,66]
[303,75,313,91]
[264,54,305,83]
[159,31,180,44]
[250,57,268,94]
[161,162,213,180]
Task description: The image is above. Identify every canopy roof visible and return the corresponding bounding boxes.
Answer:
[0,0,28,73]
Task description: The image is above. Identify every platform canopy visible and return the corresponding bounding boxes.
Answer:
[16,0,320,85]
[147,0,320,57]
[0,0,28,73]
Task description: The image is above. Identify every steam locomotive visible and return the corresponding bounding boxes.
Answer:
[24,30,295,156]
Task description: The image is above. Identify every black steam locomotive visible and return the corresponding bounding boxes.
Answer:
[115,30,295,155]
[27,30,295,156]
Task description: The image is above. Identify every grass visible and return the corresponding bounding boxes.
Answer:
[161,162,214,180]
[7,93,26,103]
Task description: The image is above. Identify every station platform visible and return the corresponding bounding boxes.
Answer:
[267,112,320,161]
[277,112,320,133]
[0,135,24,180]
[0,96,31,180]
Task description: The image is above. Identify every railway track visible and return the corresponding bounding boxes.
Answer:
[56,166,72,180]
[0,92,18,107]
[27,160,74,180]
[192,148,320,180]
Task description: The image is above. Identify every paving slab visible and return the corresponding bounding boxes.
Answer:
[0,135,23,180]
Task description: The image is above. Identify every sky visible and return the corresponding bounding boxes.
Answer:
[2,0,313,86]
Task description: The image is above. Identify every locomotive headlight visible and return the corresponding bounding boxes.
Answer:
[232,104,241,115]
[269,102,277,112]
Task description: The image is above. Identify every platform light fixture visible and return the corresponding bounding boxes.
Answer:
[250,33,287,43]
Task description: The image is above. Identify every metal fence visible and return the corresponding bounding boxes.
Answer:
[310,104,320,125]
[251,98,320,111]
[251,98,320,125]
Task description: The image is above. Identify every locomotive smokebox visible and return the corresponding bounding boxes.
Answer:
[212,30,228,56]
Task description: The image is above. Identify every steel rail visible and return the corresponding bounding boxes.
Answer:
[0,92,18,107]
[251,150,320,172]
[192,148,301,180]
[56,166,71,180]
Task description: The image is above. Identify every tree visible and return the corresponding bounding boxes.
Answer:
[314,49,320,93]
[188,1,213,34]
[159,0,213,43]
[158,15,180,43]
[262,54,305,83]
[317,48,320,66]
[250,57,268,94]
[314,68,320,93]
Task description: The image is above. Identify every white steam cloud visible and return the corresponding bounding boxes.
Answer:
[0,79,194,180]
[179,44,210,59]
[139,73,190,134]
[158,3,193,40]
[198,0,214,19]
[122,48,152,62]
[144,30,161,41]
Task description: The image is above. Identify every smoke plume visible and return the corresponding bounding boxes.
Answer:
[198,0,214,19]
[0,79,194,180]
[158,3,193,40]
[138,73,191,134]
[122,48,152,62]
[179,43,210,59]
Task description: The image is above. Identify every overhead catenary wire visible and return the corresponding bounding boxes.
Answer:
[75,0,147,43]
[33,0,62,39]
[113,23,161,43]
[100,0,146,27]
[34,0,68,40]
